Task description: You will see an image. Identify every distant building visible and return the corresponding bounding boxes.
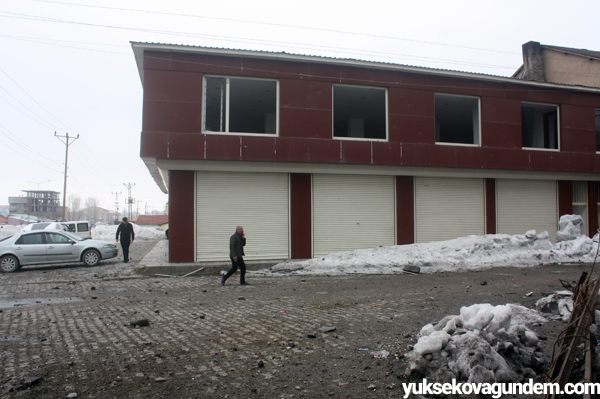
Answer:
[0,205,9,217]
[513,41,600,88]
[8,190,61,220]
[136,215,169,231]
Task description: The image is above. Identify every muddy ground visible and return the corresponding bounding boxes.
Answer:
[0,240,593,398]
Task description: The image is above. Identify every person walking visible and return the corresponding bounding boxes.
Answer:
[115,217,135,263]
[221,225,247,285]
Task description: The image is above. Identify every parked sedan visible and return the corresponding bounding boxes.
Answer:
[0,229,118,273]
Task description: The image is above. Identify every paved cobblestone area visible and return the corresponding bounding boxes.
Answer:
[0,241,589,398]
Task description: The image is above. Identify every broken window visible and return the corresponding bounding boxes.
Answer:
[333,85,387,140]
[435,93,480,145]
[595,109,600,152]
[203,76,278,134]
[521,102,559,150]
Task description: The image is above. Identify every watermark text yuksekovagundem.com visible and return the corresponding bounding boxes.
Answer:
[402,378,600,398]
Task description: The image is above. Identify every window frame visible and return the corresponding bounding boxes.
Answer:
[434,93,481,147]
[520,101,560,152]
[202,75,280,137]
[332,84,389,142]
[595,108,600,153]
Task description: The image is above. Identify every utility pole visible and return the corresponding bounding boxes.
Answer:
[111,191,122,222]
[123,183,135,219]
[55,132,79,221]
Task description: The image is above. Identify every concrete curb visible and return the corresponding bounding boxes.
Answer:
[134,240,280,276]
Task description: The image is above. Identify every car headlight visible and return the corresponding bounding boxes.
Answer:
[103,244,117,249]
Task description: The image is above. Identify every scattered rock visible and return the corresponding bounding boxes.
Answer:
[403,265,421,274]
[130,319,150,328]
[321,326,336,333]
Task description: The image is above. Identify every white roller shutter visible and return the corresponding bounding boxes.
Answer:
[415,177,485,243]
[195,172,289,261]
[496,179,557,242]
[313,174,395,257]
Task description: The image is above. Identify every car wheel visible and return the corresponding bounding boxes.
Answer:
[0,255,20,273]
[82,250,100,266]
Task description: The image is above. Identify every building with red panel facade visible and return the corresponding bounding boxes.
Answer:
[132,42,600,264]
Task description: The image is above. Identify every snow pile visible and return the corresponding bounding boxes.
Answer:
[92,224,166,241]
[270,229,598,275]
[556,214,584,242]
[0,225,22,238]
[535,291,574,322]
[404,304,548,386]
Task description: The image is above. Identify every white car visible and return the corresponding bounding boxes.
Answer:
[0,229,118,273]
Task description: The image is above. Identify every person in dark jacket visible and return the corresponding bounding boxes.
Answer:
[221,225,247,285]
[115,217,135,263]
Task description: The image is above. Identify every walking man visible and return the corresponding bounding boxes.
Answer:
[116,217,135,263]
[221,225,247,285]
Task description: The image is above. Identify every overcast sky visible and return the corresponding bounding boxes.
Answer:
[1,0,598,216]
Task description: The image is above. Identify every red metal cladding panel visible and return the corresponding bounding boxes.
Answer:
[572,152,596,173]
[142,100,202,133]
[372,141,402,165]
[557,181,573,218]
[396,176,414,245]
[168,171,195,263]
[481,122,521,149]
[528,151,564,171]
[168,133,205,160]
[205,134,241,161]
[276,60,311,78]
[504,83,530,100]
[389,88,434,118]
[429,145,458,168]
[276,137,340,163]
[276,137,312,163]
[571,92,600,107]
[482,148,529,170]
[204,55,244,75]
[401,72,438,90]
[308,62,340,81]
[279,107,332,139]
[290,173,312,259]
[561,128,596,153]
[452,79,482,97]
[339,65,373,85]
[140,131,169,158]
[561,104,595,130]
[390,115,435,144]
[143,70,203,102]
[241,136,277,162]
[455,146,484,169]
[525,88,568,105]
[240,57,279,78]
[171,52,207,73]
[341,140,372,164]
[481,97,521,124]
[400,143,431,166]
[279,79,331,109]
[144,51,171,71]
[587,182,599,234]
[485,178,496,234]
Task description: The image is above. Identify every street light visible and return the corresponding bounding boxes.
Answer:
[28,180,50,191]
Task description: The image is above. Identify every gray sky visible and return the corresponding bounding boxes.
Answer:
[0,0,598,215]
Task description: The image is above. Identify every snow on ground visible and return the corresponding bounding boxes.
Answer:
[0,223,166,241]
[269,225,599,275]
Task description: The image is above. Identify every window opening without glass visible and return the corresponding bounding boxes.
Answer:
[204,77,278,134]
[521,102,559,149]
[434,93,480,145]
[333,85,387,140]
